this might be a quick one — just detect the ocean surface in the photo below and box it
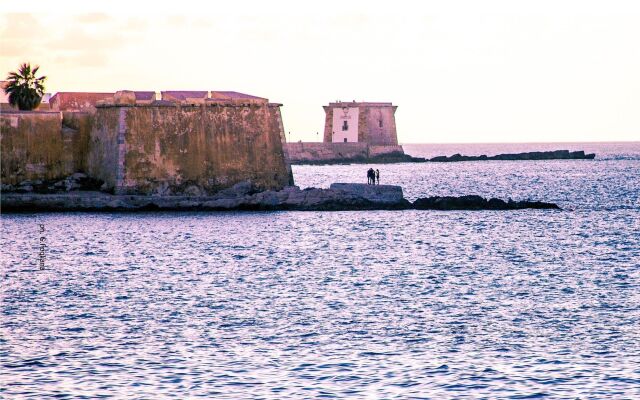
[2,142,639,399]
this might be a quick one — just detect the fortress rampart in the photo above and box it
[1,90,293,194]
[283,142,405,164]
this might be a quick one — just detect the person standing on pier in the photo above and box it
[375,169,380,185]
[367,168,374,184]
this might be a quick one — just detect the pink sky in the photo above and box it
[1,0,639,143]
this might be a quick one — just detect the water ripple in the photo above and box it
[1,143,639,398]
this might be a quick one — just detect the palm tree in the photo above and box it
[4,63,47,111]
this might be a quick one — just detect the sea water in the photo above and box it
[2,142,639,398]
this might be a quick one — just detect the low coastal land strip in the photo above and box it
[2,182,560,212]
[287,148,596,165]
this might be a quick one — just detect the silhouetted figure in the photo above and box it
[367,168,375,184]
[376,169,380,185]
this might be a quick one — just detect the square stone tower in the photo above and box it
[323,101,398,145]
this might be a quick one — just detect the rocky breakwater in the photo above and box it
[0,182,409,212]
[290,149,597,164]
[2,182,560,212]
[428,150,595,162]
[413,195,560,210]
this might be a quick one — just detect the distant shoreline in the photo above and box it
[289,149,596,165]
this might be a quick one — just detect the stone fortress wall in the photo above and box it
[1,90,293,194]
[283,142,405,164]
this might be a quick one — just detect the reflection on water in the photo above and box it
[2,143,639,398]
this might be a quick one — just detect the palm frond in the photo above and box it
[5,62,47,110]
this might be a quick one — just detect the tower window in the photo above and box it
[342,121,348,131]
[379,119,383,128]
[344,138,347,143]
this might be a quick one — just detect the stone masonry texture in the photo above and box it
[93,103,292,195]
[2,95,292,195]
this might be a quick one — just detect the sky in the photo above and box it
[1,0,639,143]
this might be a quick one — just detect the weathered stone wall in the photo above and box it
[62,112,93,172]
[50,92,114,112]
[283,142,405,163]
[322,106,333,143]
[92,103,292,195]
[86,108,120,189]
[368,145,404,157]
[285,142,369,163]
[323,102,399,146]
[1,112,67,185]
[1,111,95,186]
[362,105,398,145]
[273,106,294,184]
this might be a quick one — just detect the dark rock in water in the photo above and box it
[367,152,426,163]
[427,150,595,162]
[413,195,560,210]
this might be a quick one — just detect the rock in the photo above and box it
[216,180,255,197]
[16,185,33,193]
[202,198,243,209]
[70,172,87,180]
[0,185,560,212]
[330,183,406,204]
[286,187,373,211]
[428,150,596,162]
[487,197,508,209]
[154,182,173,196]
[177,200,201,208]
[413,195,560,210]
[1,183,15,192]
[507,199,561,209]
[65,178,81,191]
[249,190,285,208]
[183,185,203,196]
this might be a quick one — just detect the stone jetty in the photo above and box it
[1,182,560,212]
